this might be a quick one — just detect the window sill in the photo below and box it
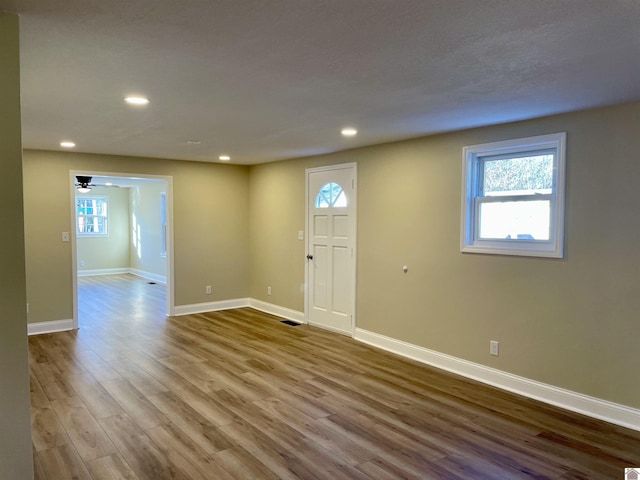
[461,243,563,259]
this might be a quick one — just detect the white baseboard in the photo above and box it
[78,268,167,284]
[129,268,167,284]
[248,299,305,324]
[28,319,74,336]
[354,328,640,432]
[77,268,129,277]
[173,298,250,316]
[172,298,305,322]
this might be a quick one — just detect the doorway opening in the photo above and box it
[70,171,175,329]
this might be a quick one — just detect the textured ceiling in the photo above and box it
[2,0,639,165]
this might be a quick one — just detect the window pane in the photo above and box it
[76,196,108,235]
[315,192,330,208]
[160,193,167,256]
[333,190,347,207]
[482,153,553,196]
[478,200,550,240]
[315,182,347,208]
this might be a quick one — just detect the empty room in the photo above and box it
[1,1,639,479]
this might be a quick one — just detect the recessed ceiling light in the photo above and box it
[219,155,231,161]
[341,127,357,137]
[124,96,150,106]
[186,140,201,145]
[60,141,76,148]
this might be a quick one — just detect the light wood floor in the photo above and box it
[30,274,640,479]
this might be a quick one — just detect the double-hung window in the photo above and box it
[461,132,566,258]
[77,195,108,236]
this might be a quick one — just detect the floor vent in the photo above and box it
[281,320,300,326]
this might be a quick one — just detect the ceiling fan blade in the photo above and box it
[76,175,92,184]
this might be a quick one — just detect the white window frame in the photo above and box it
[461,132,566,258]
[76,195,109,237]
[160,192,167,257]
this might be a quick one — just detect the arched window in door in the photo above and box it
[315,182,347,208]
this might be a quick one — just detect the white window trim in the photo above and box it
[76,195,109,237]
[460,132,566,258]
[160,192,167,257]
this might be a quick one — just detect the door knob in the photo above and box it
[306,254,314,260]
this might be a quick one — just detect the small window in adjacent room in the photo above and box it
[461,132,566,258]
[160,192,167,257]
[77,195,108,236]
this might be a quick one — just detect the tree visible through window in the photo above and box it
[478,151,554,241]
[77,196,108,236]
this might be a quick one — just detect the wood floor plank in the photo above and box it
[318,411,449,478]
[217,390,392,480]
[50,396,118,461]
[212,388,307,450]
[30,370,51,409]
[98,414,189,480]
[145,423,233,480]
[70,349,123,383]
[356,457,425,480]
[66,373,125,419]
[124,351,236,427]
[318,383,568,478]
[31,361,77,401]
[29,274,640,480]
[214,446,282,480]
[31,406,71,452]
[100,379,169,430]
[156,356,225,393]
[241,370,333,417]
[85,453,141,480]
[147,390,233,454]
[29,335,55,364]
[219,419,319,480]
[34,443,93,480]
[253,395,375,466]
[108,357,170,397]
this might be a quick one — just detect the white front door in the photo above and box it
[306,163,356,335]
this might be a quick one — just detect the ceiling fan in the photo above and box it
[75,175,94,193]
[75,175,120,193]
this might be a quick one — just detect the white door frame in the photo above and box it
[304,162,357,336]
[69,170,175,329]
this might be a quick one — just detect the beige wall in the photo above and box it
[19,99,640,411]
[249,159,311,305]
[23,150,250,323]
[0,13,34,479]
[130,181,167,279]
[249,102,640,409]
[77,186,130,271]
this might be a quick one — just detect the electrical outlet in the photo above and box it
[490,340,499,356]
[267,286,272,296]
[205,285,212,295]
